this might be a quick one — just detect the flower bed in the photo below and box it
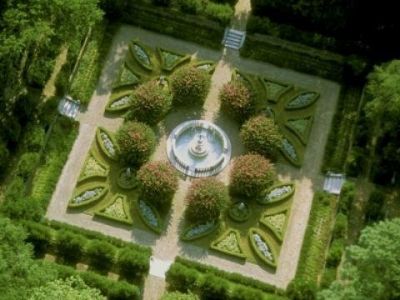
[113,64,141,88]
[210,229,246,259]
[285,91,319,110]
[117,168,138,190]
[194,61,216,74]
[280,138,301,167]
[78,151,109,183]
[130,41,152,71]
[261,78,291,103]
[96,127,119,161]
[256,183,295,205]
[180,220,219,241]
[106,94,133,113]
[69,184,108,208]
[249,228,277,268]
[228,202,251,223]
[157,48,190,72]
[95,194,133,225]
[260,211,287,242]
[137,199,162,234]
[285,116,313,145]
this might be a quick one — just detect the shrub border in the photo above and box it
[210,228,247,259]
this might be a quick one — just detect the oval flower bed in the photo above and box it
[137,199,162,234]
[106,94,133,113]
[96,127,118,161]
[180,220,219,241]
[210,229,246,259]
[95,194,133,225]
[285,91,319,110]
[249,228,277,268]
[78,151,109,183]
[260,211,287,242]
[131,41,152,71]
[257,183,295,205]
[69,184,108,208]
[280,138,301,167]
[228,202,251,223]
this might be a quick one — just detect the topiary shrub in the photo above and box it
[137,161,179,208]
[125,80,172,125]
[185,178,229,223]
[116,247,150,280]
[240,115,283,160]
[286,278,317,300]
[56,230,87,263]
[230,154,275,198]
[86,240,116,272]
[116,121,156,167]
[170,66,211,106]
[220,80,253,122]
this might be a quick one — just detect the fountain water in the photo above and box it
[166,120,231,177]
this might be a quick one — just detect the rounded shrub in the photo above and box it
[116,247,149,280]
[185,178,229,223]
[170,66,211,106]
[56,230,87,263]
[230,154,275,198]
[286,278,317,300]
[86,240,116,272]
[240,115,282,160]
[117,121,156,167]
[126,80,172,125]
[220,80,253,122]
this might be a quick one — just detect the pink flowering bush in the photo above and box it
[220,80,254,122]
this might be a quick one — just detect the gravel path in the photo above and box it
[46,15,340,297]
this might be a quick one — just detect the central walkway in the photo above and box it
[46,2,340,298]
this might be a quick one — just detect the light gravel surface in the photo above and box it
[46,16,340,297]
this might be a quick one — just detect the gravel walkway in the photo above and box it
[46,17,340,297]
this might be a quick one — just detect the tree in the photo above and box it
[126,80,172,125]
[137,161,179,208]
[29,276,105,300]
[240,115,282,160]
[185,178,229,223]
[220,80,254,122]
[230,154,275,198]
[170,66,211,106]
[116,121,156,167]
[319,218,400,300]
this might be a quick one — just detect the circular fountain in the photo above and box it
[166,120,231,177]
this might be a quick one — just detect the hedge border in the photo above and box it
[210,228,247,259]
[137,199,163,234]
[96,127,119,161]
[256,183,295,205]
[248,227,278,269]
[180,221,220,241]
[78,150,110,183]
[156,47,191,72]
[94,193,133,225]
[68,183,108,208]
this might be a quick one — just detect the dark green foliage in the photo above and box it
[170,66,211,106]
[203,2,233,25]
[137,161,179,208]
[107,280,140,300]
[177,0,205,15]
[333,213,348,239]
[230,154,275,199]
[337,181,355,215]
[230,286,266,300]
[23,124,46,152]
[116,121,156,167]
[126,80,172,125]
[152,0,171,7]
[320,267,337,289]
[185,178,230,223]
[326,239,344,268]
[166,263,200,293]
[1,195,44,222]
[24,222,54,257]
[200,274,229,300]
[56,230,87,263]
[240,115,282,160]
[0,140,10,174]
[161,292,199,300]
[16,152,40,180]
[116,247,150,280]
[220,80,254,123]
[365,189,385,224]
[86,240,116,272]
[286,278,317,300]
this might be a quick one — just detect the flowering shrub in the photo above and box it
[219,80,253,122]
[230,154,275,199]
[126,80,172,125]
[116,121,156,167]
[240,115,282,160]
[185,178,229,223]
[137,161,178,208]
[170,66,211,106]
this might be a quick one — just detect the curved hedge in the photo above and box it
[248,228,278,269]
[68,183,108,208]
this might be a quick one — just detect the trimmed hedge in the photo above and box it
[56,229,87,263]
[117,247,150,280]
